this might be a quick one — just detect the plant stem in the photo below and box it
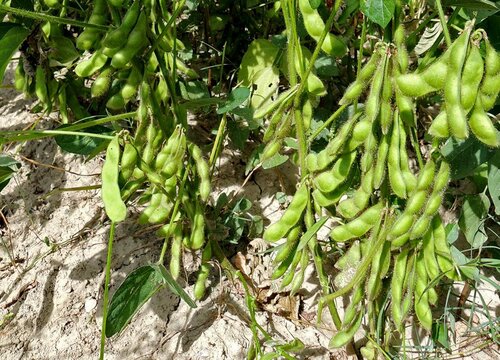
[0,4,109,31]
[100,221,116,360]
[308,104,348,143]
[435,0,452,47]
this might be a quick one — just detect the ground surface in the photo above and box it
[0,64,499,359]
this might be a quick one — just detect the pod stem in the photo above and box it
[100,221,116,360]
[435,0,452,47]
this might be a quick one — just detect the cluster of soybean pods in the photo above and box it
[263,20,499,354]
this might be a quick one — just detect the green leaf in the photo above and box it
[106,265,164,337]
[458,194,490,248]
[0,23,30,83]
[0,155,20,192]
[179,80,210,101]
[308,0,322,9]
[297,217,328,252]
[153,264,197,309]
[432,319,451,350]
[262,152,289,169]
[227,118,250,150]
[449,246,479,280]
[217,87,251,114]
[54,125,110,155]
[314,55,340,77]
[238,39,279,87]
[488,151,500,215]
[360,0,395,28]
[441,137,497,180]
[442,0,499,10]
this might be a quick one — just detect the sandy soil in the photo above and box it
[1,62,499,360]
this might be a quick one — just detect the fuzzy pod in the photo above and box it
[429,110,450,138]
[101,136,127,222]
[469,99,499,147]
[337,167,374,219]
[298,0,347,57]
[314,150,357,194]
[396,73,438,97]
[432,215,459,280]
[461,44,484,113]
[416,159,436,192]
[365,53,387,123]
[330,203,383,242]
[103,0,141,48]
[373,132,390,189]
[388,116,407,198]
[263,184,308,242]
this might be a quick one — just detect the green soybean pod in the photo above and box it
[414,252,432,331]
[360,122,378,173]
[35,66,50,110]
[274,226,300,264]
[190,203,206,250]
[337,167,374,219]
[120,142,138,180]
[330,203,383,242]
[373,132,390,189]
[138,192,162,224]
[76,0,107,50]
[311,182,349,208]
[290,250,309,295]
[421,58,449,90]
[365,52,387,123]
[480,39,500,110]
[272,247,300,280]
[428,110,450,138]
[121,65,142,101]
[325,112,362,158]
[359,47,384,82]
[388,213,414,239]
[314,150,356,194]
[91,67,114,98]
[423,227,440,282]
[342,284,363,327]
[432,215,459,280]
[280,252,301,286]
[410,215,432,240]
[469,100,499,147]
[396,73,437,97]
[388,115,407,198]
[14,59,26,91]
[111,13,148,69]
[276,184,309,228]
[298,0,347,57]
[399,119,417,193]
[194,243,212,300]
[74,50,108,78]
[445,28,471,139]
[102,136,127,222]
[461,44,484,113]
[391,248,409,328]
[380,59,394,134]
[108,0,124,7]
[416,159,436,192]
[169,225,183,280]
[329,311,364,348]
[189,143,211,201]
[103,0,141,49]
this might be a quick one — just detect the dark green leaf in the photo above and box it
[441,137,497,180]
[449,246,479,280]
[308,0,322,9]
[227,118,250,150]
[0,155,20,192]
[442,0,499,10]
[233,198,252,213]
[432,319,451,350]
[0,23,30,83]
[488,151,500,215]
[106,265,164,337]
[458,194,490,248]
[262,153,288,169]
[217,87,250,114]
[179,80,210,101]
[153,264,197,308]
[297,217,328,251]
[314,55,340,77]
[54,125,110,155]
[360,0,395,28]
